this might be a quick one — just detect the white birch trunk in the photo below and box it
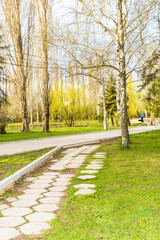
[102,82,107,130]
[117,0,129,148]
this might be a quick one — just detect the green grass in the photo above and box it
[0,125,106,143]
[41,130,160,240]
[0,148,52,180]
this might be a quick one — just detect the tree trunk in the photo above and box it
[21,79,29,132]
[0,123,6,134]
[30,107,33,125]
[111,116,114,126]
[145,109,147,119]
[128,117,131,126]
[102,82,107,130]
[41,0,50,133]
[118,0,129,148]
[116,118,119,127]
[42,74,50,133]
[37,105,39,123]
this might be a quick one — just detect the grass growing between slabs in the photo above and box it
[0,148,52,180]
[42,130,160,240]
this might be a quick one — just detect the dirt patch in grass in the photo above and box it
[101,137,119,145]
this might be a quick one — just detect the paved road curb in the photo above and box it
[0,128,153,194]
[0,125,159,195]
[0,136,115,195]
[0,146,62,194]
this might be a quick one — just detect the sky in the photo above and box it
[52,0,76,26]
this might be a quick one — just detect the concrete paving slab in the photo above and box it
[52,182,70,187]
[80,170,98,174]
[77,175,96,180]
[75,155,86,158]
[33,204,59,212]
[50,163,66,167]
[25,177,37,181]
[90,162,103,165]
[94,154,105,157]
[19,222,50,235]
[29,183,51,189]
[66,153,78,157]
[26,212,56,222]
[94,153,105,155]
[43,172,60,176]
[58,159,71,163]
[71,161,84,164]
[50,159,58,163]
[74,156,86,159]
[39,197,61,204]
[87,163,102,167]
[11,199,38,208]
[1,207,32,217]
[66,164,81,169]
[58,174,74,178]
[93,156,105,159]
[0,204,9,211]
[48,186,67,192]
[44,192,65,197]
[0,217,26,227]
[55,178,71,182]
[33,179,54,184]
[91,160,104,163]
[17,193,43,200]
[82,150,94,154]
[6,197,17,203]
[74,184,95,189]
[75,189,96,195]
[86,165,102,170]
[23,188,47,194]
[0,228,20,240]
[94,153,105,156]
[95,152,106,154]
[37,175,56,180]
[49,166,65,170]
[73,158,86,161]
[61,156,73,160]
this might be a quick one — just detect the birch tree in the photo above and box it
[71,0,159,148]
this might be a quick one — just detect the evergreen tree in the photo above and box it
[105,75,117,126]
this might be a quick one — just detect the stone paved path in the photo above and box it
[0,144,102,240]
[0,126,159,156]
[74,152,105,195]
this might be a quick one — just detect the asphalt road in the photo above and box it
[0,126,159,156]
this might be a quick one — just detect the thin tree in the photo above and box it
[1,0,34,132]
[35,0,50,132]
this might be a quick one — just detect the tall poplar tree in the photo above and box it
[36,0,50,132]
[2,0,34,132]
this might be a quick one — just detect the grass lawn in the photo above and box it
[0,125,106,143]
[41,130,160,240]
[0,148,51,180]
